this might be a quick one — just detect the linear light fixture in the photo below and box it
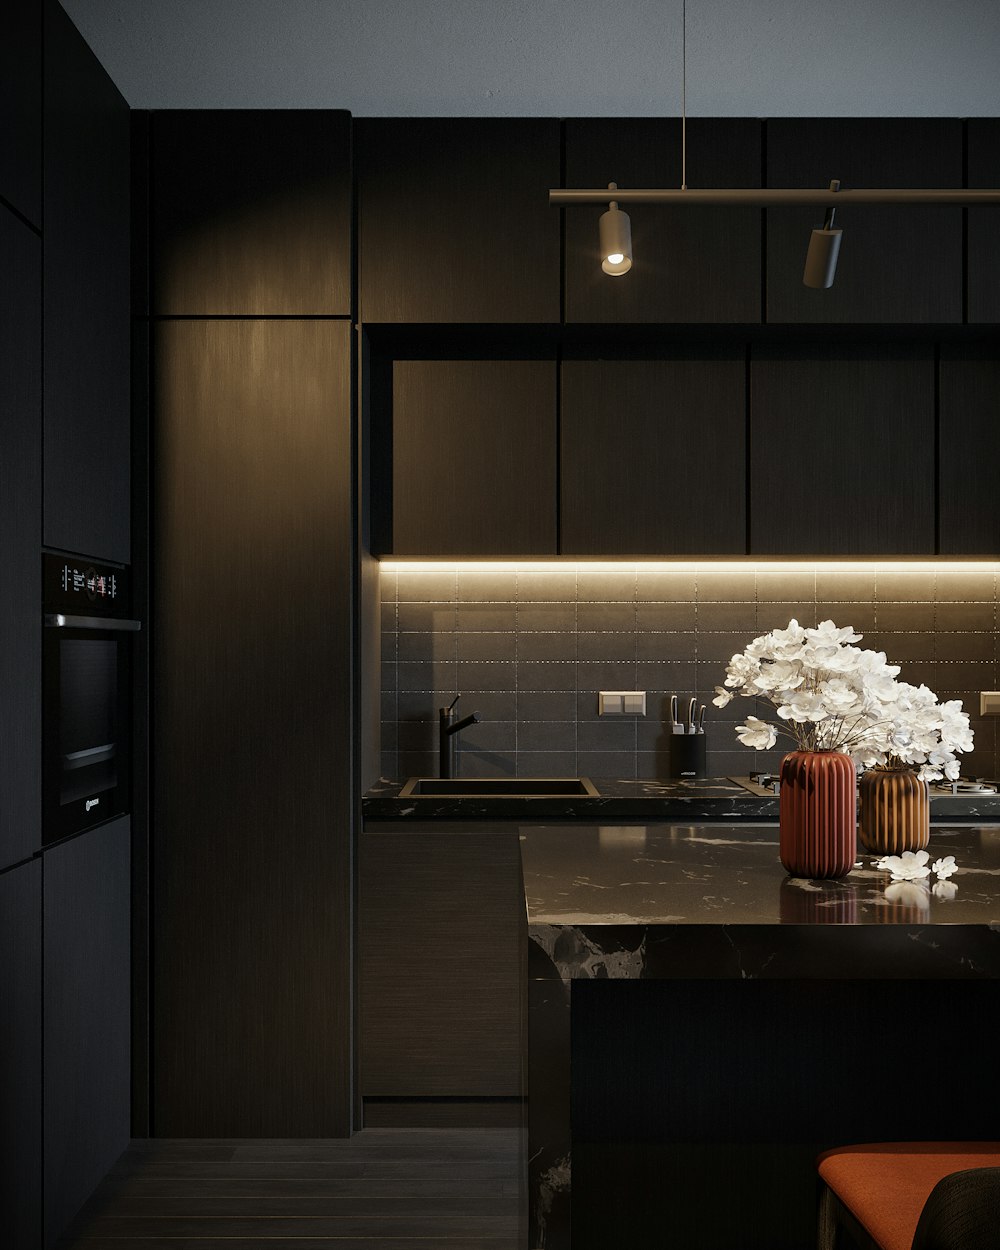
[552,0,1000,285]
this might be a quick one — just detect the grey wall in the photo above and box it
[379,564,999,782]
[61,0,1000,116]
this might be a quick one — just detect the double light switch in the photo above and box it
[599,690,647,716]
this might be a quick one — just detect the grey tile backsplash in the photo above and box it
[379,565,999,782]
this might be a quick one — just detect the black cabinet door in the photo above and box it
[0,859,41,1250]
[152,319,353,1136]
[389,360,557,555]
[357,119,560,323]
[43,817,130,1249]
[939,347,1000,554]
[967,120,1000,324]
[151,110,352,316]
[766,119,963,324]
[0,211,41,872]
[0,0,41,226]
[749,346,935,555]
[565,119,762,324]
[360,832,521,1104]
[561,356,746,555]
[43,0,130,563]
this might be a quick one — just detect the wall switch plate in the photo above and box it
[599,690,647,716]
[980,692,1000,716]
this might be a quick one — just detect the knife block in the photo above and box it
[667,733,707,779]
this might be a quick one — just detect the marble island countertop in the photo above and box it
[520,822,1000,927]
[363,775,1000,822]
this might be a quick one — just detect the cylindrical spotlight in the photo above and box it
[600,183,632,276]
[803,179,842,289]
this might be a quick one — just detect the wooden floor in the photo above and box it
[58,1128,522,1249]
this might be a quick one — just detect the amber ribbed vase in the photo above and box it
[779,750,857,879]
[858,767,930,855]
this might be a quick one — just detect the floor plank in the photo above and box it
[59,1129,522,1249]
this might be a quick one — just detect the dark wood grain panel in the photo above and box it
[565,119,762,324]
[749,346,935,555]
[968,120,1000,324]
[360,833,522,1099]
[0,0,41,226]
[391,360,557,555]
[561,356,746,554]
[44,818,131,1248]
[43,0,130,563]
[357,119,560,323]
[0,859,41,1250]
[0,210,41,871]
[766,119,962,324]
[152,319,353,1136]
[151,110,351,315]
[939,346,1000,554]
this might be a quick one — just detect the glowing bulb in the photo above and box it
[607,252,624,265]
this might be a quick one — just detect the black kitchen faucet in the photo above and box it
[439,695,480,778]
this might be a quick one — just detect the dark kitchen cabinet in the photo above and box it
[561,356,746,554]
[766,119,963,324]
[152,318,353,1136]
[43,0,130,563]
[44,817,130,1249]
[564,119,762,324]
[150,110,352,315]
[360,831,522,1118]
[357,118,560,323]
[0,859,42,1250]
[939,347,1000,554]
[967,120,1000,324]
[389,359,557,555]
[749,346,935,555]
[0,211,41,872]
[0,0,42,226]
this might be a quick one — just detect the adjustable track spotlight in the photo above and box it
[803,179,843,289]
[600,183,632,276]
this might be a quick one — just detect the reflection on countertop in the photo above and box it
[520,822,1000,926]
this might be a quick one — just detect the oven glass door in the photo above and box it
[44,627,130,840]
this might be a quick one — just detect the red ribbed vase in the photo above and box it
[779,750,857,879]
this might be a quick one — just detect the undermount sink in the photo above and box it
[399,777,600,798]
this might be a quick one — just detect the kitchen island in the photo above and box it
[521,823,1000,1250]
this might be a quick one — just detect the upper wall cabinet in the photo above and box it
[564,119,762,324]
[967,120,1000,324]
[749,346,935,555]
[357,119,560,323]
[0,212,41,872]
[1,0,42,226]
[939,348,1000,554]
[43,0,130,563]
[766,119,963,324]
[151,110,352,316]
[389,360,557,555]
[561,355,746,554]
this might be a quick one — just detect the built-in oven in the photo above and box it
[43,553,141,842]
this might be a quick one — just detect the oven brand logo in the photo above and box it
[85,797,100,812]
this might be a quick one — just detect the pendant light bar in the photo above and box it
[550,187,1000,206]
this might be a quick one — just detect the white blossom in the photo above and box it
[876,850,931,881]
[932,856,958,880]
[735,716,778,750]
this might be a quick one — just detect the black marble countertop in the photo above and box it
[363,775,1000,823]
[520,823,1000,926]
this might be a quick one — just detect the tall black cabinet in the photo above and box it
[147,111,355,1136]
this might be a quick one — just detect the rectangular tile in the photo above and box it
[455,604,518,631]
[397,602,457,632]
[516,661,579,691]
[516,571,577,601]
[516,604,577,631]
[517,632,575,662]
[456,660,517,691]
[577,631,637,662]
[517,691,578,720]
[578,750,636,779]
[457,632,517,662]
[397,570,458,602]
[517,721,577,752]
[815,569,876,601]
[457,570,518,601]
[636,603,696,631]
[636,570,697,601]
[518,751,578,778]
[636,632,697,661]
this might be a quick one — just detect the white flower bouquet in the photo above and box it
[713,618,973,781]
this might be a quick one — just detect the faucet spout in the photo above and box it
[438,696,480,779]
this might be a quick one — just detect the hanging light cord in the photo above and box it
[681,0,687,191]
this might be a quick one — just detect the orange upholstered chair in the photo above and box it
[817,1142,1000,1250]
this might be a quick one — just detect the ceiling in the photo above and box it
[61,0,1000,116]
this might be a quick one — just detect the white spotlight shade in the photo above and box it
[599,204,632,275]
[803,226,842,289]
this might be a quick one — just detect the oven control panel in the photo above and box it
[43,553,129,616]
